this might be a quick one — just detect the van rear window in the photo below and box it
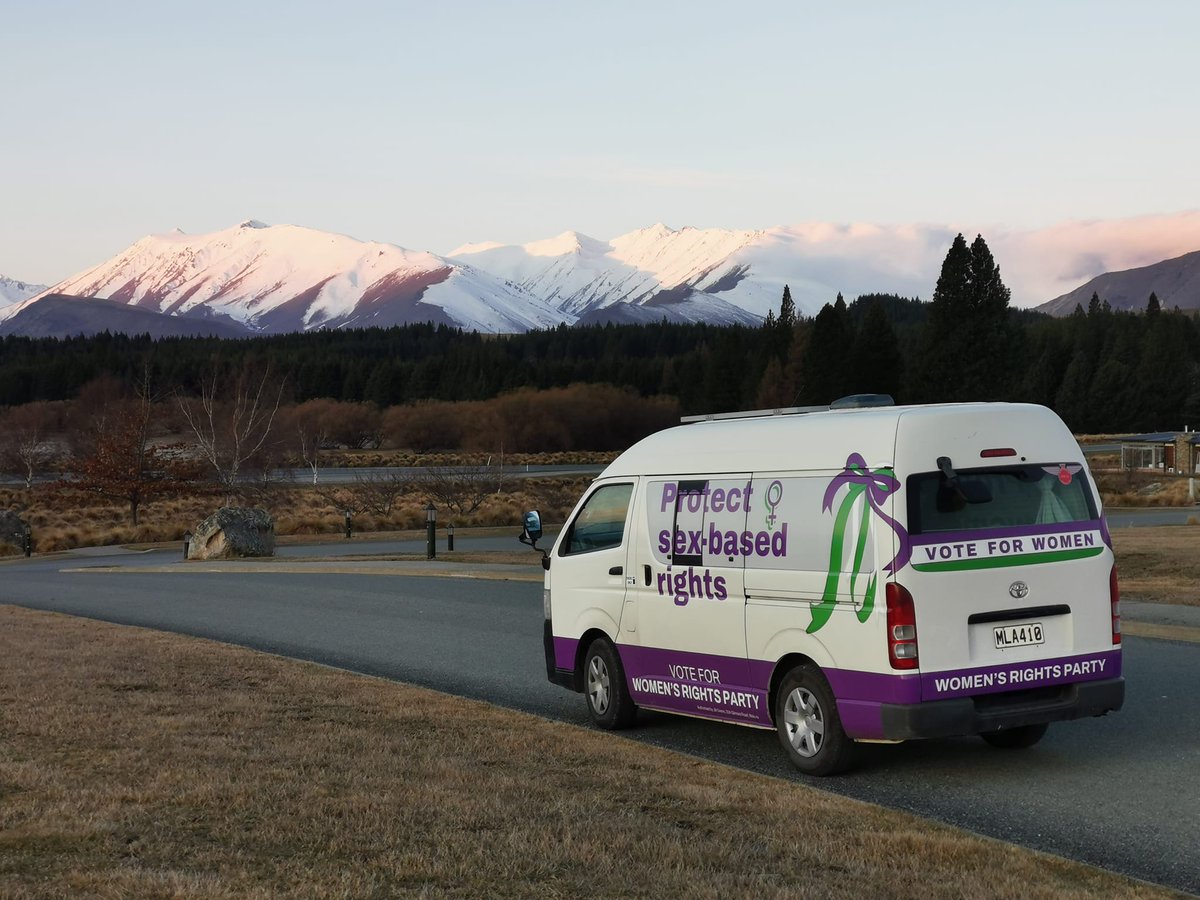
[906,464,1098,536]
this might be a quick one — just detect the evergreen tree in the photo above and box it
[798,300,853,404]
[763,285,797,365]
[847,299,903,399]
[1055,350,1094,433]
[1146,292,1161,316]
[911,233,1017,401]
[779,285,796,329]
[754,357,789,408]
[1087,291,1102,317]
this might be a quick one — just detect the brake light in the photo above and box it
[886,582,919,669]
[1110,565,1121,645]
[980,448,1017,458]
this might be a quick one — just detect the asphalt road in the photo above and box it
[1105,507,1200,527]
[2,553,1197,894]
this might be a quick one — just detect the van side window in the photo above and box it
[561,483,634,555]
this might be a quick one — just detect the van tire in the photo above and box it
[583,638,637,730]
[979,723,1048,749]
[775,665,854,775]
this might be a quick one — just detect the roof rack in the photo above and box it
[680,405,828,424]
[680,394,895,424]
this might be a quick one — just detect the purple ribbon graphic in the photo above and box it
[822,452,912,575]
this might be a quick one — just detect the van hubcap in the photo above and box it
[783,687,825,757]
[587,656,611,714]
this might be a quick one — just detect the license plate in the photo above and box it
[994,622,1044,649]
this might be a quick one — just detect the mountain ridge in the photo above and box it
[7,213,1200,337]
[1,221,568,336]
[1037,250,1200,315]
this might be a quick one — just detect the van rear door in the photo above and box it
[892,407,1118,702]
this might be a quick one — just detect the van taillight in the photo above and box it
[886,582,919,670]
[1110,565,1121,645]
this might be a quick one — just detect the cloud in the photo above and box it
[989,210,1200,305]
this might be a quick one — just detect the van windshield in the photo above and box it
[906,464,1098,536]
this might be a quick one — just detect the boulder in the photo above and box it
[188,507,275,560]
[0,510,28,551]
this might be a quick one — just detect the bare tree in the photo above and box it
[178,366,284,503]
[0,403,56,489]
[313,483,367,520]
[64,381,188,525]
[314,471,415,519]
[353,471,414,516]
[422,463,497,516]
[279,403,330,485]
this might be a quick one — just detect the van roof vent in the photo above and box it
[829,393,895,410]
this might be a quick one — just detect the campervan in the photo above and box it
[520,400,1123,774]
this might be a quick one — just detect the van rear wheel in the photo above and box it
[980,723,1048,749]
[583,638,637,730]
[775,665,854,776]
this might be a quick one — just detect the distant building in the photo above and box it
[1118,432,1199,473]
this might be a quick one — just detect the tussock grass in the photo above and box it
[1112,526,1200,606]
[0,607,1173,899]
[324,449,618,468]
[0,478,589,553]
[1093,470,1196,507]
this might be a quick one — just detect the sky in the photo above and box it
[3,0,1199,288]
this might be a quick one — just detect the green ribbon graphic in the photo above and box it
[807,454,910,635]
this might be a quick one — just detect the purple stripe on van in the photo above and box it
[836,700,886,739]
[909,520,1105,545]
[553,636,579,671]
[551,636,1120,739]
[621,645,768,727]
[920,649,1121,701]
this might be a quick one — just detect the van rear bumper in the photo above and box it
[877,677,1125,741]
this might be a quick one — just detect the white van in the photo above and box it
[520,400,1124,774]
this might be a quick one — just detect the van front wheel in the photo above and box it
[979,723,1048,749]
[583,638,637,730]
[775,665,854,776]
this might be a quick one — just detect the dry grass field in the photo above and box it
[0,477,590,555]
[0,607,1175,899]
[1111,526,1200,606]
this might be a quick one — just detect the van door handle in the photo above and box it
[643,565,651,585]
[609,566,623,576]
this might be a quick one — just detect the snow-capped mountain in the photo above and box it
[451,223,951,321]
[0,275,47,307]
[10,211,1200,337]
[1,221,568,335]
[453,212,1200,320]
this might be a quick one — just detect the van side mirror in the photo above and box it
[519,510,550,568]
[520,510,543,545]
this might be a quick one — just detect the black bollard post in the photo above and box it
[344,511,352,540]
[447,523,455,552]
[183,530,192,560]
[425,502,436,560]
[23,524,31,558]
